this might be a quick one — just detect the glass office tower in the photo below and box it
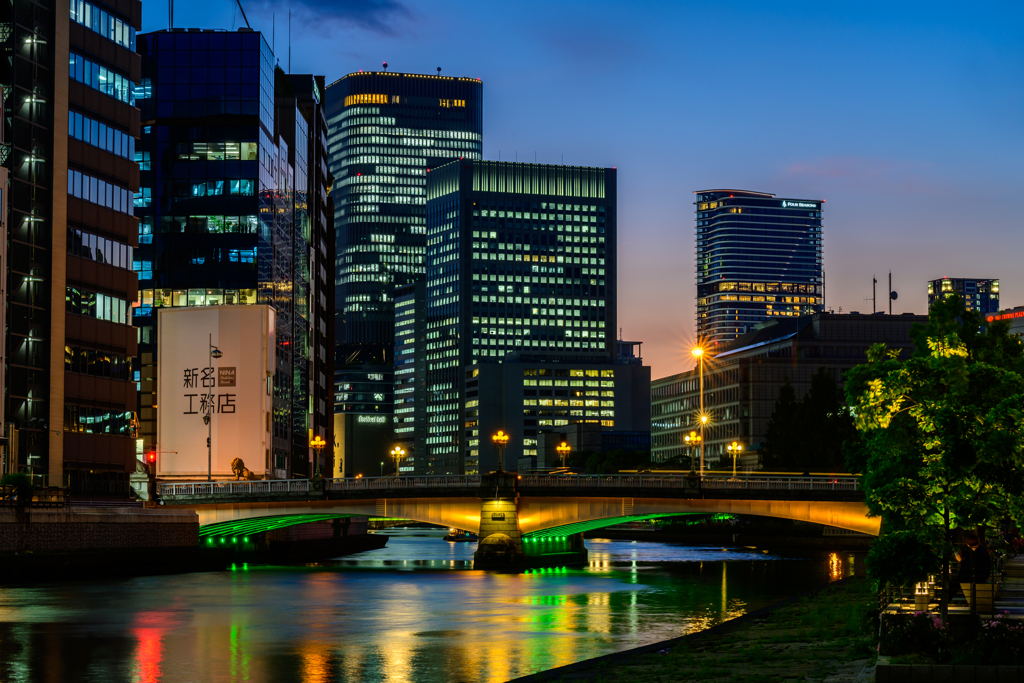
[927,277,999,314]
[325,72,483,352]
[418,161,619,473]
[325,71,482,474]
[134,29,334,477]
[695,189,824,347]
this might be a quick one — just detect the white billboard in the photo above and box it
[156,305,275,480]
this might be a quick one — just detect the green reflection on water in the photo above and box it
[0,540,857,683]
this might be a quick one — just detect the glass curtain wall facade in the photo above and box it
[135,29,331,477]
[927,277,999,314]
[3,0,142,491]
[325,72,483,352]
[695,190,823,348]
[420,161,617,474]
[325,72,482,475]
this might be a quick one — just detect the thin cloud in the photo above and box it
[251,0,411,36]
[780,155,954,197]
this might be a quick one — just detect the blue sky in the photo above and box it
[148,0,1024,377]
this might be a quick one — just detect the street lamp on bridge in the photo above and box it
[684,431,701,474]
[727,441,743,478]
[390,446,406,477]
[310,435,327,477]
[492,430,510,473]
[556,441,571,468]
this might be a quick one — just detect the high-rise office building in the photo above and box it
[0,92,9,475]
[325,71,482,473]
[134,29,334,478]
[399,161,649,474]
[2,0,141,490]
[927,277,999,314]
[695,189,824,347]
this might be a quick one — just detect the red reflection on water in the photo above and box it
[132,611,172,683]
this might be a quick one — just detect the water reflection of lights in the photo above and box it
[132,611,170,683]
[829,552,842,581]
[0,538,855,683]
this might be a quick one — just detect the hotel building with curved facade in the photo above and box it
[695,189,824,347]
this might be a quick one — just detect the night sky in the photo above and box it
[147,0,1024,377]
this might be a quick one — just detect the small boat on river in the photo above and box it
[444,528,478,542]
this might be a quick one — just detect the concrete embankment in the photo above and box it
[0,506,225,580]
[0,509,391,580]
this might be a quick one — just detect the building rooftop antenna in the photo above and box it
[233,0,251,29]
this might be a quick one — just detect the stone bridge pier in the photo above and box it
[473,473,589,568]
[473,473,525,567]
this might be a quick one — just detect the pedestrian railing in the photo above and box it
[324,475,482,492]
[157,473,858,498]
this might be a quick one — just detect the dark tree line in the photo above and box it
[760,367,857,473]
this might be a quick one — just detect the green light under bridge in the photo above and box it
[200,514,358,540]
[523,513,698,540]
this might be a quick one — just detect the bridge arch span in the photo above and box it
[518,497,879,536]
[183,495,877,538]
[192,498,484,533]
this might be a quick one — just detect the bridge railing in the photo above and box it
[157,473,858,497]
[324,476,482,491]
[158,479,311,497]
[519,474,859,491]
[700,476,859,491]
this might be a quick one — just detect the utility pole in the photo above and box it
[872,276,877,314]
[889,271,893,315]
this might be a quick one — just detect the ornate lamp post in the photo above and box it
[492,430,509,473]
[310,435,327,477]
[684,430,701,474]
[556,441,571,468]
[727,441,743,478]
[390,446,406,477]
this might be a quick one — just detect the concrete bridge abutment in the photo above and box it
[473,473,525,568]
[472,473,590,568]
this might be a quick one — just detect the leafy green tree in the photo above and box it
[845,295,1024,616]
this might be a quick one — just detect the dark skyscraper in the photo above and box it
[134,29,334,478]
[3,0,141,489]
[695,189,824,347]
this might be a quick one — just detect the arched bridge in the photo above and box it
[157,473,877,546]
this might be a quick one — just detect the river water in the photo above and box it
[0,530,856,682]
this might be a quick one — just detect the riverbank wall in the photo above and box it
[0,506,198,553]
[0,507,226,580]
